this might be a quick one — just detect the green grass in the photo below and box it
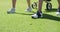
[0,0,60,32]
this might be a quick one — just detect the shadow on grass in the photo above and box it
[15,11,35,15]
[15,12,33,15]
[15,9,60,21]
[42,14,60,21]
[15,11,60,21]
[45,8,57,12]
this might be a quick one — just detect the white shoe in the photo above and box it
[26,7,32,12]
[31,12,43,19]
[32,14,38,18]
[7,8,15,13]
[56,8,60,16]
[56,12,60,16]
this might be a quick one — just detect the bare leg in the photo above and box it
[12,0,16,8]
[56,0,60,15]
[58,0,60,8]
[27,0,30,7]
[38,0,43,12]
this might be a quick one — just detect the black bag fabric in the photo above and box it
[46,0,51,1]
